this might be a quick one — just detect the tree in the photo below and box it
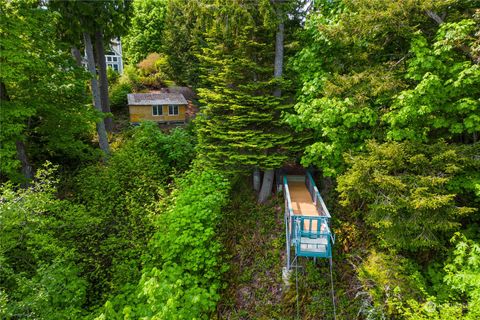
[337,140,478,252]
[258,0,289,203]
[0,0,97,181]
[84,31,111,154]
[196,0,303,202]
[93,1,131,133]
[161,0,206,86]
[385,18,480,143]
[286,0,473,176]
[49,1,131,136]
[123,0,168,65]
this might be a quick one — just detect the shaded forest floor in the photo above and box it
[217,179,362,319]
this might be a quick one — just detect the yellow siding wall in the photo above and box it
[129,105,187,123]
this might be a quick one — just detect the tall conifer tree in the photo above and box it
[196,0,297,200]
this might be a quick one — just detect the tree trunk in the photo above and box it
[258,4,285,203]
[16,140,33,180]
[84,32,110,156]
[258,169,274,203]
[95,30,113,132]
[1,82,33,180]
[273,5,284,98]
[253,167,261,192]
[71,46,83,67]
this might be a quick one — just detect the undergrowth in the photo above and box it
[217,177,363,319]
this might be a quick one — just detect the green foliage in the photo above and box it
[0,0,97,181]
[287,0,432,175]
[107,68,120,85]
[161,0,205,86]
[392,234,480,319]
[94,166,230,319]
[49,0,131,41]
[218,179,287,318]
[136,53,172,88]
[109,81,133,110]
[356,250,426,318]
[73,123,195,304]
[123,0,167,64]
[337,140,478,252]
[288,0,479,176]
[138,169,229,318]
[120,64,144,91]
[1,124,196,317]
[442,234,480,318]
[0,163,91,319]
[386,19,480,141]
[196,0,300,171]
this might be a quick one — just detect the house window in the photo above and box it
[112,57,118,62]
[169,105,179,115]
[152,105,163,116]
[112,64,119,71]
[107,56,112,62]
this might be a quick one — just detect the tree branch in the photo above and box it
[426,10,444,25]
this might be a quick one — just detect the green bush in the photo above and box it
[392,234,480,320]
[337,140,479,252]
[107,67,120,85]
[109,81,133,110]
[357,250,426,318]
[73,123,195,305]
[0,164,91,319]
[94,166,230,319]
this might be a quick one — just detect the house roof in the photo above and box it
[127,92,188,106]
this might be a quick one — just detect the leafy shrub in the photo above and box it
[137,53,173,88]
[0,163,91,319]
[109,81,132,110]
[337,140,479,252]
[121,65,144,91]
[94,166,230,319]
[107,67,120,85]
[137,53,161,75]
[357,250,426,319]
[73,123,195,304]
[394,234,480,320]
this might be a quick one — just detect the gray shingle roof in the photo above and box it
[127,92,188,105]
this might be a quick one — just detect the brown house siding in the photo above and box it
[129,105,187,123]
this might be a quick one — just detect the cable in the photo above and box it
[295,256,300,320]
[329,257,337,320]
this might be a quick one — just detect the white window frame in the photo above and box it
[152,105,163,116]
[168,105,179,116]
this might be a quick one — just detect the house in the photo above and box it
[127,92,189,124]
[82,38,124,74]
[105,38,123,74]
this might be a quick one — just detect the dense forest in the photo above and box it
[1,0,479,319]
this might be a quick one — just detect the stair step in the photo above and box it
[299,236,328,253]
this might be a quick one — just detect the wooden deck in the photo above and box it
[288,180,318,216]
[287,176,320,230]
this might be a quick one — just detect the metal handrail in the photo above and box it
[306,171,331,218]
[283,176,294,217]
[283,176,294,270]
